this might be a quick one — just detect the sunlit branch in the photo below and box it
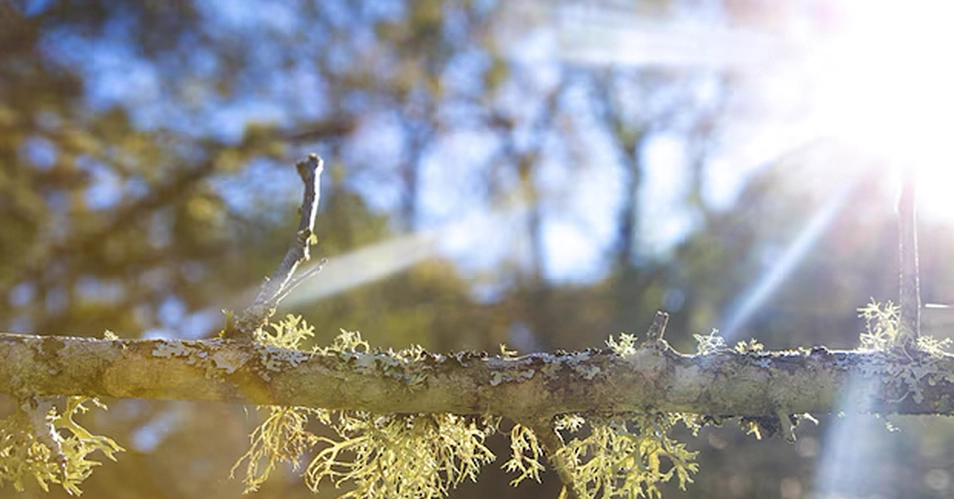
[3,332,954,417]
[224,155,324,340]
[898,166,921,345]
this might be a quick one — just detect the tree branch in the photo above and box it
[224,154,324,340]
[3,332,954,418]
[898,165,921,347]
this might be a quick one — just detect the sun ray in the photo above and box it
[721,177,857,340]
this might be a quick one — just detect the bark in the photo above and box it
[2,332,953,420]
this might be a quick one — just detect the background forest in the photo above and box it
[3,0,954,497]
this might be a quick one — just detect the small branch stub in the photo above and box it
[645,311,669,342]
[223,154,324,340]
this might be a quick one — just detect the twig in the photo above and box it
[23,396,68,477]
[897,165,920,348]
[224,154,324,340]
[274,258,327,304]
[529,418,582,499]
[645,310,669,342]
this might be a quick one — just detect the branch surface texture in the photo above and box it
[2,332,953,420]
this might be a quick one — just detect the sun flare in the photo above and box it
[806,0,954,220]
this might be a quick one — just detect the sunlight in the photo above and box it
[550,2,954,221]
[806,0,954,220]
[529,4,954,497]
[280,206,525,308]
[721,180,856,340]
[802,3,954,496]
[281,230,441,308]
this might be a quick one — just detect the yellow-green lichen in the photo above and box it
[856,301,954,405]
[606,333,639,358]
[234,407,498,498]
[0,397,124,495]
[555,412,699,499]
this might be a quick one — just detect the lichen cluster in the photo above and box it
[856,300,954,406]
[230,317,702,498]
[0,397,123,494]
[555,413,700,499]
[234,317,499,496]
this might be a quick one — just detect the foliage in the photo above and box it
[0,397,123,495]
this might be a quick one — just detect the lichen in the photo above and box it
[0,397,124,494]
[490,368,535,387]
[502,423,545,486]
[555,412,699,499]
[234,407,498,498]
[252,344,311,381]
[606,333,638,358]
[693,330,727,355]
[563,351,602,380]
[312,328,434,389]
[855,300,954,406]
[152,339,247,379]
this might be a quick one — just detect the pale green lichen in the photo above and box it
[313,328,432,389]
[250,315,316,381]
[856,300,953,405]
[734,339,764,354]
[236,322,505,497]
[856,300,951,354]
[255,314,315,349]
[693,330,727,355]
[233,406,499,497]
[305,412,497,498]
[606,333,638,358]
[502,423,545,486]
[231,405,327,493]
[0,397,124,495]
[499,344,519,357]
[555,413,699,499]
[233,325,704,498]
[858,300,902,351]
